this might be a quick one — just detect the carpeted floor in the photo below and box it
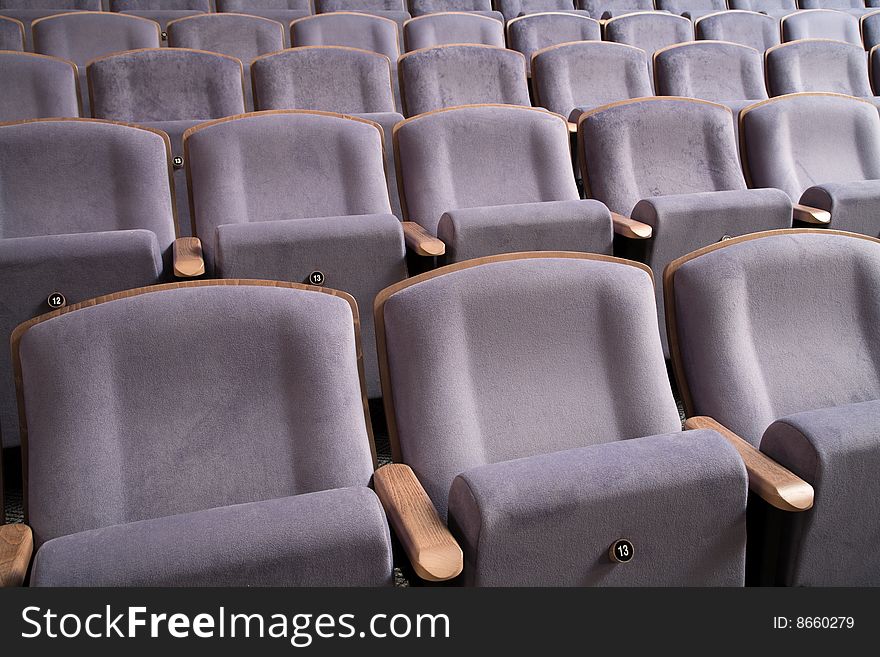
[1,368,687,588]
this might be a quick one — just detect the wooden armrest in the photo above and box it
[684,416,814,512]
[611,212,653,239]
[1,524,33,587]
[402,222,445,257]
[792,204,831,225]
[173,237,205,278]
[373,463,463,582]
[567,121,577,133]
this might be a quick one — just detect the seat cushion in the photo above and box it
[448,429,748,586]
[31,487,394,586]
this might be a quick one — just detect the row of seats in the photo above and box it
[2,229,878,586]
[0,95,877,450]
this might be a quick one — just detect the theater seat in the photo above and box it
[497,0,584,22]
[576,0,654,19]
[315,0,410,48]
[655,0,726,20]
[403,12,504,52]
[8,280,393,586]
[727,0,796,18]
[88,48,246,237]
[578,97,793,353]
[394,104,613,261]
[111,0,210,35]
[251,46,405,221]
[531,41,651,122]
[33,12,160,117]
[654,41,768,129]
[409,0,503,21]
[665,229,880,585]
[0,118,187,456]
[506,12,601,76]
[217,0,311,33]
[740,92,880,237]
[694,10,780,51]
[781,8,863,44]
[604,11,693,82]
[167,13,285,110]
[0,15,23,50]
[373,252,748,586]
[0,52,79,120]
[0,0,100,50]
[184,110,409,397]
[765,40,875,100]
[798,0,875,17]
[399,44,530,116]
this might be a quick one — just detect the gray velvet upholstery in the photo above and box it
[216,0,309,28]
[0,119,177,448]
[532,41,651,120]
[741,93,880,235]
[381,256,685,518]
[291,12,400,64]
[782,8,863,43]
[496,0,577,22]
[112,0,210,30]
[119,9,206,32]
[694,10,780,51]
[604,11,694,79]
[799,0,873,14]
[32,487,393,587]
[403,12,504,51]
[18,282,393,585]
[0,9,87,51]
[450,428,747,585]
[88,48,246,121]
[252,47,395,113]
[760,400,880,586]
[766,40,872,96]
[437,199,613,262]
[576,0,653,19]
[872,43,880,90]
[409,0,492,16]
[318,0,406,10]
[33,12,160,117]
[184,111,406,395]
[654,41,768,104]
[728,0,796,15]
[864,11,880,50]
[656,0,725,16]
[508,12,601,75]
[580,98,793,351]
[669,230,880,446]
[0,15,23,50]
[167,13,284,109]
[0,52,79,121]
[399,44,529,116]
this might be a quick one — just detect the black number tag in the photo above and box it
[609,539,634,563]
[47,292,67,310]
[172,156,184,170]
[308,271,325,286]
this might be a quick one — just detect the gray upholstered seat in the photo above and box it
[15,280,393,586]
[217,0,311,27]
[88,48,246,237]
[864,10,880,50]
[665,229,880,585]
[251,46,404,219]
[532,41,651,121]
[694,10,781,51]
[497,0,583,22]
[394,104,613,261]
[183,110,406,397]
[409,0,501,20]
[398,44,530,116]
[765,39,873,97]
[578,97,793,352]
[111,0,210,33]
[575,0,654,19]
[314,0,411,47]
[507,12,601,76]
[798,0,875,17]
[728,0,796,15]
[0,52,79,120]
[0,0,100,50]
[740,93,880,236]
[403,11,504,51]
[654,41,768,125]
[0,119,178,451]
[32,12,160,117]
[604,11,694,81]
[655,0,726,20]
[376,252,748,585]
[0,15,23,50]
[781,8,863,43]
[167,13,285,111]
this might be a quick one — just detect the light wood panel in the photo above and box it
[0,524,32,588]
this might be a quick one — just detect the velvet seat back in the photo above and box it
[654,41,768,102]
